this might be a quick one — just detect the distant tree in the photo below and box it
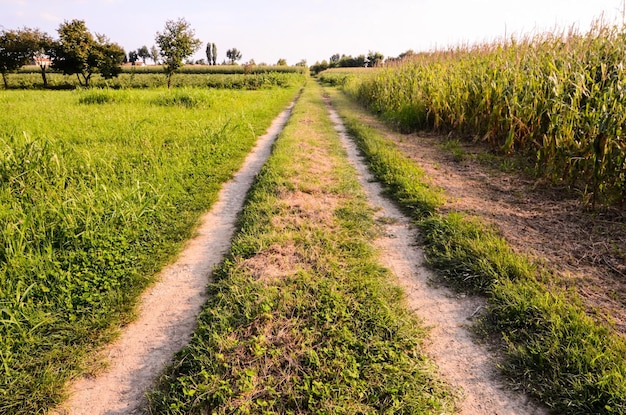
[205,42,212,65]
[397,49,415,60]
[226,48,242,64]
[0,30,26,88]
[295,59,307,67]
[367,50,384,67]
[276,58,287,66]
[137,45,150,64]
[128,50,138,64]
[310,60,329,75]
[195,58,206,65]
[35,39,56,88]
[95,34,125,79]
[329,53,340,66]
[155,18,202,88]
[211,43,217,65]
[0,27,55,88]
[150,45,159,64]
[51,20,124,87]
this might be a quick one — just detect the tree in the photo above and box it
[0,27,54,88]
[128,50,138,64]
[137,45,150,64]
[52,19,124,87]
[310,60,329,75]
[226,48,242,65]
[367,50,384,67]
[211,43,217,65]
[276,58,287,66]
[0,29,27,88]
[206,42,212,65]
[155,18,202,88]
[397,49,415,60]
[95,34,125,79]
[150,45,159,64]
[295,59,307,67]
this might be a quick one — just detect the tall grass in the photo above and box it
[0,86,300,414]
[348,21,626,206]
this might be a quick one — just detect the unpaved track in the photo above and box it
[51,102,295,415]
[327,104,549,415]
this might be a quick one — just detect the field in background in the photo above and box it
[0,85,302,414]
[8,66,305,90]
[335,22,626,207]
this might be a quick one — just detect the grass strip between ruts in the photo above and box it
[148,81,456,414]
[327,86,626,415]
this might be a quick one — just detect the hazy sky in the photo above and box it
[1,0,623,65]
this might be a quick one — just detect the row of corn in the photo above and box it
[347,22,626,206]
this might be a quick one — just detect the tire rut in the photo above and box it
[326,102,549,415]
[50,101,296,415]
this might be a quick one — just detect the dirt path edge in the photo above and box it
[50,100,296,415]
[327,102,549,415]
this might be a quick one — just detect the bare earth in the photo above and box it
[388,130,626,333]
[50,102,294,415]
[328,105,549,415]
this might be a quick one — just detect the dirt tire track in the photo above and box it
[50,101,296,415]
[327,103,549,415]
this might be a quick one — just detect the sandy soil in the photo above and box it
[328,105,549,415]
[50,102,295,415]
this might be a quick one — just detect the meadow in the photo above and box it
[0,84,302,413]
[341,22,626,207]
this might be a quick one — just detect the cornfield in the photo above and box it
[347,22,626,206]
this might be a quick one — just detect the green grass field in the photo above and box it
[0,85,301,414]
[6,68,305,90]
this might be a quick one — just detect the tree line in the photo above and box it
[0,18,254,89]
[310,51,385,75]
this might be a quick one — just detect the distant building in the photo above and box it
[123,61,146,67]
[32,57,52,67]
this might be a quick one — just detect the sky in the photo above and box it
[1,0,624,65]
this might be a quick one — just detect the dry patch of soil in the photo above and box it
[399,133,626,332]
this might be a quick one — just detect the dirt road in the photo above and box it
[52,87,549,414]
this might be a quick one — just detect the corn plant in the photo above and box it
[347,21,626,206]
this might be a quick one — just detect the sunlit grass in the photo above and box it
[0,86,300,414]
[148,81,456,414]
